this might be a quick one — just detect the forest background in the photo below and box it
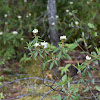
[0,0,100,100]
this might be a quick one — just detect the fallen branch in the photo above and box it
[0,76,54,88]
[40,85,59,100]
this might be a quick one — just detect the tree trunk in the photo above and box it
[47,0,59,47]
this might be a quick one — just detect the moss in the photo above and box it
[18,84,58,100]
[18,96,52,100]
[25,59,42,76]
[23,59,44,84]
[23,59,53,85]
[18,59,58,100]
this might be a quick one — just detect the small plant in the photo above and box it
[28,28,100,99]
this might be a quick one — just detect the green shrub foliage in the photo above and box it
[0,0,100,64]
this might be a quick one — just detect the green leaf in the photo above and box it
[84,87,89,92]
[70,22,74,27]
[76,38,83,43]
[42,62,46,70]
[82,68,87,75]
[95,86,100,91]
[34,51,38,59]
[75,96,80,100]
[72,10,77,13]
[71,95,76,98]
[78,79,81,84]
[58,67,64,75]
[89,65,96,71]
[39,53,43,58]
[0,92,4,99]
[20,54,30,63]
[49,62,54,70]
[57,51,62,60]
[87,45,92,49]
[65,64,71,71]
[69,12,72,16]
[0,82,2,85]
[54,60,58,66]
[52,95,61,100]
[70,43,78,50]
[92,79,95,84]
[66,54,71,59]
[62,48,66,54]
[95,47,100,55]
[82,32,85,37]
[88,23,95,29]
[47,43,56,49]
[62,75,67,82]
[63,96,69,100]
[57,81,63,86]
[29,88,33,93]
[92,51,97,56]
[59,64,70,75]
[0,77,2,81]
[53,47,60,53]
[84,79,89,82]
[88,72,92,78]
[74,88,78,93]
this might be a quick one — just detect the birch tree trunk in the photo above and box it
[47,0,59,47]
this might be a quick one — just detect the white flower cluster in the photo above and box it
[29,13,31,16]
[86,55,91,60]
[70,2,73,5]
[26,15,29,18]
[24,0,27,3]
[12,31,18,35]
[26,13,31,18]
[34,42,39,47]
[5,22,8,25]
[32,29,38,34]
[18,15,22,19]
[41,41,48,48]
[33,29,47,48]
[66,9,69,13]
[21,38,24,41]
[87,1,90,5]
[60,36,67,40]
[75,21,79,25]
[56,15,59,19]
[0,32,3,35]
[52,22,55,26]
[4,14,7,18]
[34,41,48,48]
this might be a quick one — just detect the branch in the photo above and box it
[0,76,54,88]
[40,85,59,100]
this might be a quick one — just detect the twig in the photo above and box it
[37,56,58,89]
[80,96,99,100]
[87,83,99,100]
[0,76,54,88]
[40,85,59,100]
